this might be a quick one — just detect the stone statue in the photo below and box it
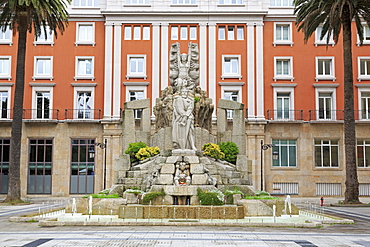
[174,161,191,186]
[172,88,197,150]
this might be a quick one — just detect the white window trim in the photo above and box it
[126,54,147,80]
[221,55,242,80]
[72,0,99,8]
[189,26,197,40]
[171,26,178,40]
[124,0,151,5]
[357,86,370,121]
[274,56,294,81]
[124,26,132,40]
[31,86,54,119]
[126,85,147,103]
[237,26,244,40]
[273,86,295,120]
[270,0,293,7]
[75,22,96,46]
[218,26,225,40]
[315,87,337,120]
[273,22,294,47]
[180,26,187,40]
[33,26,54,46]
[0,84,12,119]
[221,85,242,103]
[74,56,95,81]
[358,57,370,81]
[170,0,197,6]
[143,26,150,40]
[134,26,141,40]
[314,140,340,168]
[0,56,12,80]
[73,85,95,120]
[315,26,335,47]
[0,28,13,46]
[33,56,53,81]
[356,24,370,46]
[315,56,336,81]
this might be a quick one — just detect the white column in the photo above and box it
[161,23,169,90]
[256,23,265,120]
[152,23,161,110]
[103,24,113,119]
[247,23,255,119]
[208,23,216,117]
[112,24,122,118]
[199,23,207,91]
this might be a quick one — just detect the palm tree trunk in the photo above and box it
[4,14,28,203]
[342,5,360,204]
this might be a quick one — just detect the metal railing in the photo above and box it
[64,109,101,120]
[23,109,59,120]
[309,109,344,121]
[0,109,13,120]
[267,109,303,121]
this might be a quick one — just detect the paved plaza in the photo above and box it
[0,197,370,247]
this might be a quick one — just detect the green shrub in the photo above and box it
[255,190,270,196]
[135,146,160,161]
[197,188,224,205]
[218,142,239,164]
[142,189,165,204]
[83,193,120,198]
[202,143,225,160]
[223,187,244,204]
[125,142,148,163]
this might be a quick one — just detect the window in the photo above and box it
[318,92,333,120]
[70,139,95,194]
[315,26,334,46]
[360,92,370,120]
[129,91,145,119]
[76,23,95,46]
[228,26,234,40]
[274,57,293,80]
[0,139,10,194]
[316,57,335,81]
[0,91,9,119]
[28,139,53,194]
[172,0,196,4]
[237,26,244,40]
[143,26,150,40]
[33,57,53,80]
[218,27,225,40]
[272,140,296,167]
[224,91,239,119]
[77,92,92,119]
[222,55,241,79]
[0,27,12,44]
[134,26,141,40]
[357,140,370,167]
[270,0,293,6]
[315,140,339,167]
[276,93,291,119]
[127,55,146,79]
[190,26,197,40]
[34,26,54,45]
[219,0,243,4]
[180,27,187,40]
[125,26,132,40]
[274,23,292,46]
[125,0,150,4]
[73,0,99,7]
[171,26,178,40]
[358,57,370,80]
[365,26,370,41]
[0,56,11,79]
[75,57,94,80]
[35,92,51,119]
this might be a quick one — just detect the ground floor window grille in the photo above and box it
[359,183,370,196]
[316,183,341,196]
[272,182,298,194]
[0,139,10,194]
[70,139,95,194]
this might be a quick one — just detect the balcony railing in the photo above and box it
[65,109,101,120]
[23,109,59,120]
[355,110,370,121]
[309,109,344,121]
[267,109,303,121]
[0,109,13,120]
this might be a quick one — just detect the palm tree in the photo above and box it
[294,0,370,204]
[0,0,70,203]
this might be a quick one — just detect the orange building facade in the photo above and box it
[0,0,370,197]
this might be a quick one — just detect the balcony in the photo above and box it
[309,110,344,121]
[23,109,59,122]
[0,109,13,122]
[267,109,303,121]
[64,109,101,122]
